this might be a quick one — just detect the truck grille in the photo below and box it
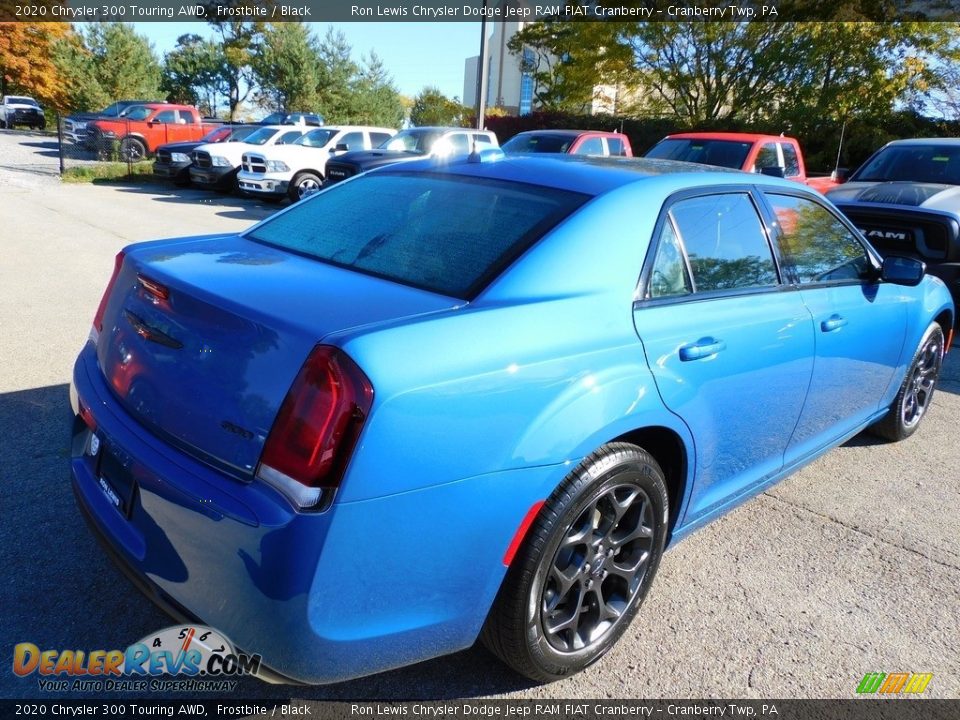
[195,151,212,169]
[156,149,172,164]
[242,153,266,173]
[840,207,954,261]
[325,164,354,184]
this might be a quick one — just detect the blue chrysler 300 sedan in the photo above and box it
[70,155,953,684]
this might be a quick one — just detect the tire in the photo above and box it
[289,171,322,201]
[481,442,669,682]
[119,137,147,163]
[870,321,945,441]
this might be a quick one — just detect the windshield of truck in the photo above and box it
[503,133,579,154]
[294,129,337,148]
[247,173,588,299]
[853,144,960,185]
[8,97,38,106]
[381,129,445,154]
[646,138,752,170]
[243,127,281,145]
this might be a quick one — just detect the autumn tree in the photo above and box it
[0,22,71,111]
[411,87,466,127]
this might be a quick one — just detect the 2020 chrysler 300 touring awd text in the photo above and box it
[70,154,953,684]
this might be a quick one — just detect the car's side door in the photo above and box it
[634,189,816,523]
[759,191,907,464]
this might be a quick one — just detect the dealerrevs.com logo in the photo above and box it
[13,625,263,692]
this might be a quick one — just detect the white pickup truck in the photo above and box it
[189,124,309,192]
[0,95,45,130]
[237,125,396,202]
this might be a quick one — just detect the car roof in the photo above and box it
[513,129,623,137]
[665,132,796,143]
[883,138,960,147]
[376,154,801,197]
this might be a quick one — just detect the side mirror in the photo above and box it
[334,143,349,152]
[759,166,786,178]
[881,256,925,286]
[831,167,850,183]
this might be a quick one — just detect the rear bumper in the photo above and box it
[69,343,526,684]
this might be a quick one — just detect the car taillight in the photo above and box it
[90,251,125,345]
[257,345,374,510]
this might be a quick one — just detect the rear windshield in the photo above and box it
[247,173,588,298]
[646,138,752,170]
[853,144,960,185]
[503,133,578,154]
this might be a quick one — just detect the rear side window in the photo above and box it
[765,194,870,283]
[247,174,588,298]
[754,143,780,172]
[649,219,692,299]
[781,143,800,177]
[670,194,778,292]
[573,137,605,156]
[608,137,625,157]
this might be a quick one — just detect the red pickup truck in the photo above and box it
[87,103,223,162]
[645,132,841,193]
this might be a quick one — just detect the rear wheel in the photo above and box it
[289,171,322,201]
[481,442,668,682]
[870,321,944,441]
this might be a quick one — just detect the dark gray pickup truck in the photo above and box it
[828,138,960,314]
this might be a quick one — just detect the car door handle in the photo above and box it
[679,338,726,361]
[821,314,848,332]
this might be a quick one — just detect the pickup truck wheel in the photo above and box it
[119,137,147,163]
[289,172,322,201]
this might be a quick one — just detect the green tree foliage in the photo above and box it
[311,33,404,128]
[410,86,466,127]
[207,18,265,119]
[162,34,229,116]
[253,23,322,112]
[510,16,960,132]
[78,23,162,105]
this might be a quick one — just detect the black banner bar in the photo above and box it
[2,0,959,23]
[2,700,959,720]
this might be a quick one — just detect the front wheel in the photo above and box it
[481,442,669,682]
[119,137,146,162]
[870,321,944,441]
[289,171,322,201]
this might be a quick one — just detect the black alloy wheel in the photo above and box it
[871,321,945,441]
[482,442,669,682]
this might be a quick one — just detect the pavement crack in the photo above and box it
[760,492,960,572]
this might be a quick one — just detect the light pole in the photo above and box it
[474,0,489,130]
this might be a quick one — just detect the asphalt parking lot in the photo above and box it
[1,131,958,702]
